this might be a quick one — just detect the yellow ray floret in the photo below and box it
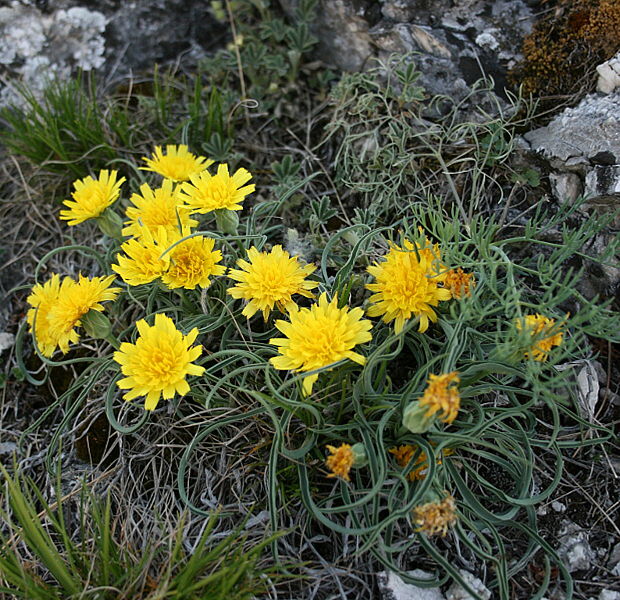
[140,145,213,182]
[26,274,63,357]
[59,170,125,226]
[161,232,226,290]
[227,245,318,320]
[112,227,172,286]
[269,293,372,396]
[33,275,121,356]
[123,179,198,238]
[178,163,255,214]
[419,371,461,424]
[366,238,451,334]
[113,313,205,411]
[516,313,564,361]
[325,444,354,482]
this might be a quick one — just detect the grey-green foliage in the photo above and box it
[323,54,537,228]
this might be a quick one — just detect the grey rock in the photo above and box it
[281,0,534,105]
[549,172,582,204]
[600,592,620,600]
[557,521,595,573]
[585,166,620,198]
[0,0,220,107]
[378,570,445,600]
[597,52,620,94]
[608,542,620,576]
[279,0,374,71]
[445,570,491,600]
[524,93,620,166]
[0,332,15,353]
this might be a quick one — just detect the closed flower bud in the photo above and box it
[96,209,124,240]
[215,208,239,235]
[402,400,435,434]
[81,310,113,340]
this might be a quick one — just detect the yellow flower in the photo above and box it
[516,314,564,361]
[122,179,198,238]
[45,275,120,354]
[113,313,205,411]
[389,444,452,481]
[419,372,461,424]
[112,227,171,286]
[178,163,255,214]
[59,170,125,226]
[366,238,451,334]
[161,232,226,290]
[444,268,475,299]
[269,293,372,396]
[413,493,457,537]
[227,245,318,320]
[140,145,213,182]
[325,444,355,482]
[26,274,62,357]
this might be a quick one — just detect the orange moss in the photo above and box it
[511,0,620,97]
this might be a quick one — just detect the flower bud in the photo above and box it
[402,400,435,434]
[215,209,239,235]
[350,442,368,468]
[81,310,113,340]
[96,209,124,241]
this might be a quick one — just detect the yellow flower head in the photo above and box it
[389,444,452,481]
[444,268,475,299]
[326,444,354,482]
[366,238,451,334]
[419,372,461,424]
[112,227,171,286]
[227,245,318,320]
[45,275,120,354]
[161,232,226,290]
[141,145,213,182]
[59,170,125,226]
[269,293,373,396]
[178,163,255,214]
[114,313,205,411]
[516,314,564,361]
[413,493,457,537]
[123,179,198,238]
[26,274,62,357]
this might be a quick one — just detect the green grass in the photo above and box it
[0,466,285,599]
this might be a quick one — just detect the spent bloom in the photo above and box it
[269,293,373,396]
[112,227,172,286]
[325,444,354,482]
[419,372,461,425]
[26,274,62,357]
[389,444,451,481]
[444,268,475,299]
[46,275,120,354]
[59,170,125,226]
[141,145,213,182]
[227,245,318,320]
[123,179,198,238]
[114,313,205,411]
[413,493,457,537]
[178,163,255,214]
[516,314,564,361]
[161,231,226,290]
[366,238,451,334]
